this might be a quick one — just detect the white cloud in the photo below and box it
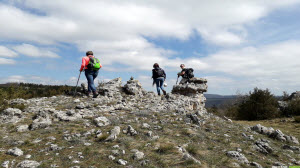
[0,46,18,57]
[13,44,60,58]
[1,1,300,94]
[1,0,299,64]
[0,57,16,64]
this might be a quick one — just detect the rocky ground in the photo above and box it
[0,78,299,168]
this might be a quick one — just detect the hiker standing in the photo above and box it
[152,63,167,96]
[177,64,194,84]
[80,51,102,98]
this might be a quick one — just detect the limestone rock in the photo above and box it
[17,125,29,132]
[2,108,22,116]
[98,78,123,97]
[1,161,9,168]
[226,151,249,164]
[254,140,273,154]
[16,160,40,168]
[105,126,120,141]
[117,159,127,165]
[172,78,208,95]
[123,79,145,95]
[94,117,110,127]
[6,147,24,156]
[126,125,138,136]
[132,150,144,160]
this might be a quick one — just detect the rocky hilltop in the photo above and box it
[0,78,299,168]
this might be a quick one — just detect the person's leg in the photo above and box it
[155,79,160,95]
[158,78,166,95]
[85,70,93,96]
[159,78,167,95]
[92,70,99,98]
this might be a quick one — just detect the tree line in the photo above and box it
[0,83,75,112]
[207,87,300,121]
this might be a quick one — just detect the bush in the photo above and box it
[287,99,300,116]
[236,88,279,120]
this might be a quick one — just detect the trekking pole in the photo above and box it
[73,71,82,97]
[176,75,179,85]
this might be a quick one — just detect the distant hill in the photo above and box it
[204,94,237,107]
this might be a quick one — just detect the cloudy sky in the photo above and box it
[1,0,300,95]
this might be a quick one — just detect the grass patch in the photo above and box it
[156,142,176,154]
[294,116,300,123]
[186,144,198,156]
[96,133,109,142]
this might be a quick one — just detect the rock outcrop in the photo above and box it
[1,77,300,167]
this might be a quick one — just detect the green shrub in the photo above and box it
[287,99,300,116]
[236,88,279,120]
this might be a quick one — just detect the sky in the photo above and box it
[0,0,300,95]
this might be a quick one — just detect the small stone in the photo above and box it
[133,151,144,160]
[226,151,249,164]
[84,143,92,146]
[7,147,24,157]
[146,131,152,137]
[142,123,150,129]
[152,135,159,140]
[16,160,40,168]
[72,160,80,164]
[108,155,115,160]
[112,150,119,156]
[25,155,31,159]
[93,117,110,127]
[73,99,80,103]
[76,102,85,109]
[250,162,263,168]
[1,161,9,168]
[127,125,137,136]
[112,145,119,149]
[117,159,127,165]
[17,125,29,132]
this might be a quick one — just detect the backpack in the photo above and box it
[153,68,165,79]
[184,68,194,79]
[156,68,165,77]
[87,57,101,71]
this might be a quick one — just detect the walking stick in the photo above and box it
[73,71,82,97]
[176,75,179,85]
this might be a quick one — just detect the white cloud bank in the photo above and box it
[0,46,18,57]
[0,0,300,94]
[13,44,60,58]
[0,57,16,64]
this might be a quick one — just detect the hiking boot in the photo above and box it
[93,92,99,98]
[158,93,161,96]
[162,90,167,95]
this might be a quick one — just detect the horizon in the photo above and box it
[1,0,300,95]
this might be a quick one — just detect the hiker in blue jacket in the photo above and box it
[152,63,167,95]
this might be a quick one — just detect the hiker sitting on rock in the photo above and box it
[177,64,194,84]
[80,51,102,98]
[152,63,167,96]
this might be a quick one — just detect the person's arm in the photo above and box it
[163,70,166,80]
[152,69,155,79]
[177,70,185,76]
[80,57,86,71]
